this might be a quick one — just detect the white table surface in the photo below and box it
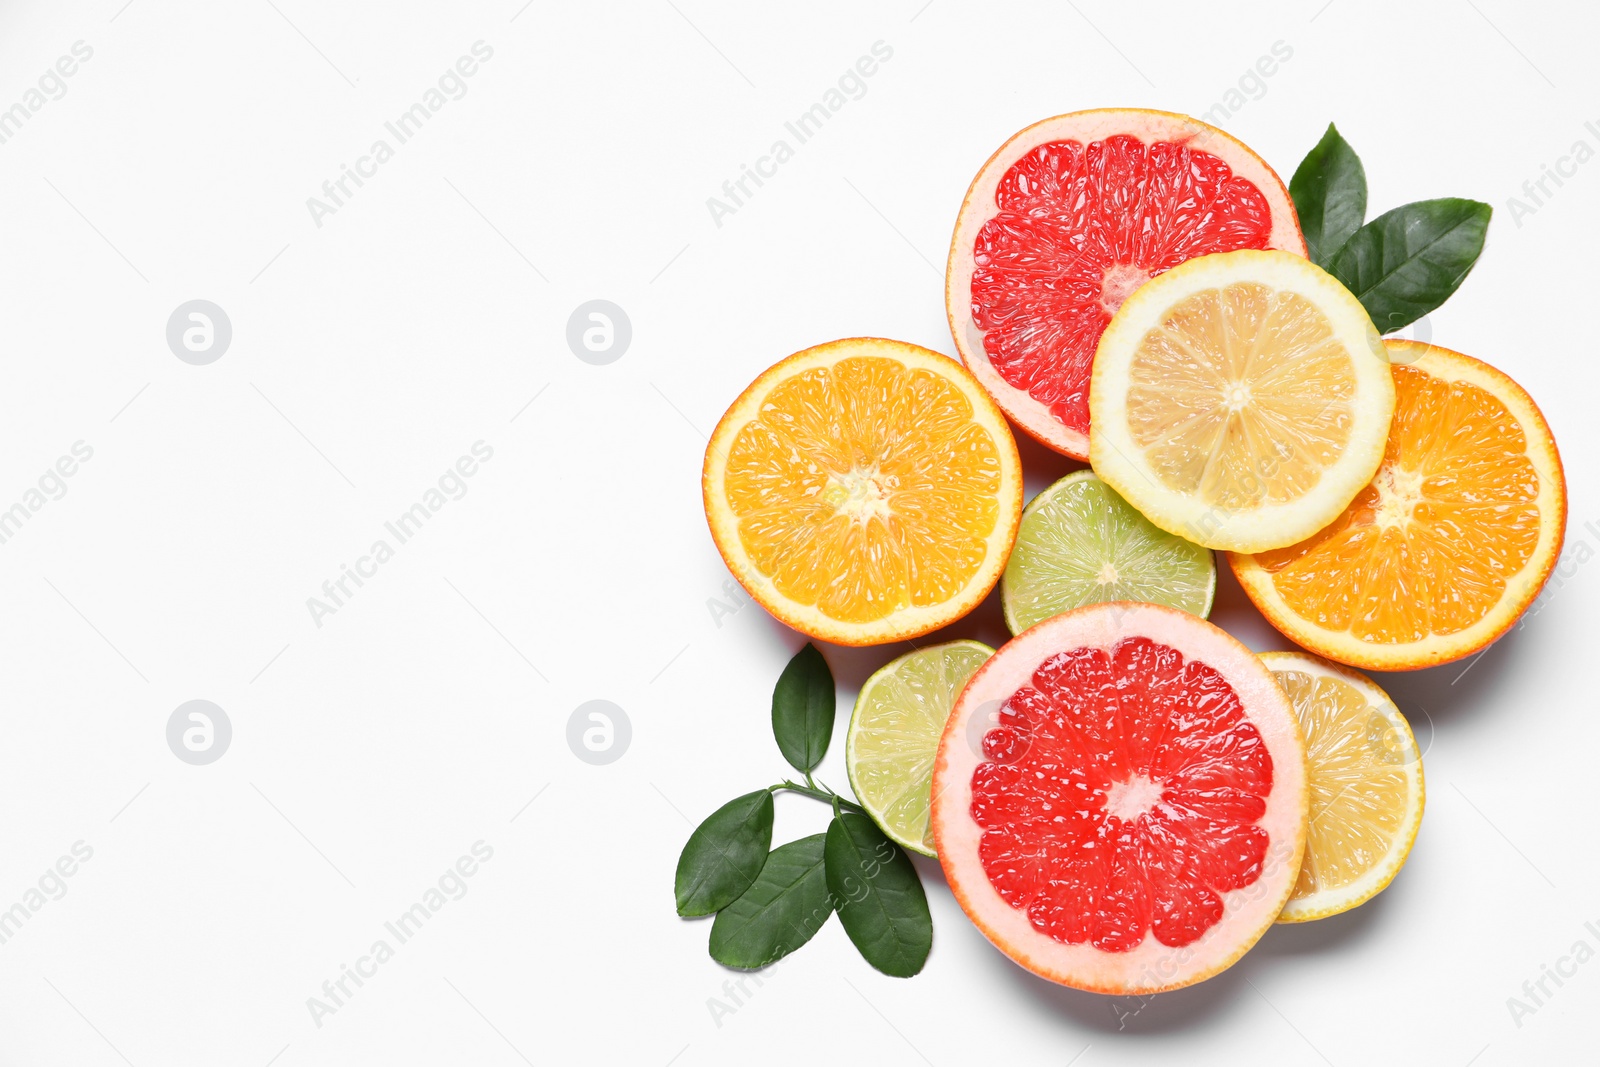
[0,1,1594,1064]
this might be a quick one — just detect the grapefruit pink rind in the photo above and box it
[931,602,1308,994]
[946,108,1307,460]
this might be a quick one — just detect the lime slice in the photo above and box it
[1001,470,1215,635]
[846,640,993,857]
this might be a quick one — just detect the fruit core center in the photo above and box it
[1104,773,1164,821]
[825,468,893,523]
[1095,562,1119,585]
[1100,263,1151,315]
[1373,464,1425,528]
[1223,382,1252,411]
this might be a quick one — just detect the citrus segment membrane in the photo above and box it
[704,339,1023,646]
[971,138,1277,438]
[931,603,1307,993]
[1231,342,1566,669]
[1091,249,1394,553]
[1253,365,1534,638]
[948,110,1306,459]
[847,641,993,857]
[971,637,1273,951]
[1261,652,1424,922]
[1001,471,1214,634]
[725,356,1001,623]
[1127,284,1355,509]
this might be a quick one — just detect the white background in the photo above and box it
[0,1,1594,1064]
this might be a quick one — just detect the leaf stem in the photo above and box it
[772,780,864,814]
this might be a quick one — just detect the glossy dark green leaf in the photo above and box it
[771,643,835,774]
[708,834,832,969]
[1328,198,1491,333]
[1291,123,1368,266]
[825,813,932,977]
[674,790,775,917]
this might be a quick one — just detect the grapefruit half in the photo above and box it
[931,602,1307,993]
[947,109,1306,460]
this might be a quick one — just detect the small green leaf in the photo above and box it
[1291,123,1368,266]
[674,790,775,917]
[709,834,832,969]
[825,813,932,977]
[771,644,835,774]
[1328,198,1491,333]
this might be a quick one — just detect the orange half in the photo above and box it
[1230,341,1566,670]
[703,338,1023,646]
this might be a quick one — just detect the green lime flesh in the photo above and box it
[1001,470,1215,635]
[846,640,993,857]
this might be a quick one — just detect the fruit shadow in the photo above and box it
[1207,551,1301,654]
[1368,623,1531,744]
[806,581,1016,697]
[967,887,1397,1036]
[1013,426,1089,500]
[1211,545,1532,749]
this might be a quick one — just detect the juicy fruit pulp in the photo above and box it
[970,136,1277,438]
[1126,283,1355,510]
[1002,471,1214,634]
[972,637,1273,951]
[848,641,993,856]
[1091,249,1395,554]
[705,339,1023,645]
[1231,342,1566,669]
[1255,364,1533,638]
[726,358,998,621]
[1264,653,1423,922]
[932,603,1306,993]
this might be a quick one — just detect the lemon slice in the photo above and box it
[1090,249,1394,553]
[1260,651,1424,922]
[847,640,993,856]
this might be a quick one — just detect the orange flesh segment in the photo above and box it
[1253,365,1541,641]
[724,356,1003,624]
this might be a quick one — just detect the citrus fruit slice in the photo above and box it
[1260,651,1424,923]
[1090,248,1394,554]
[931,602,1307,993]
[1001,470,1215,635]
[1231,341,1566,670]
[847,640,994,857]
[703,338,1024,646]
[947,109,1306,460]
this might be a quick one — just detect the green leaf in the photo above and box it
[771,643,835,774]
[1291,123,1368,266]
[674,790,775,917]
[1328,198,1491,333]
[825,812,932,977]
[708,834,833,969]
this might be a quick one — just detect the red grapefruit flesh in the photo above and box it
[946,109,1307,459]
[931,602,1307,993]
